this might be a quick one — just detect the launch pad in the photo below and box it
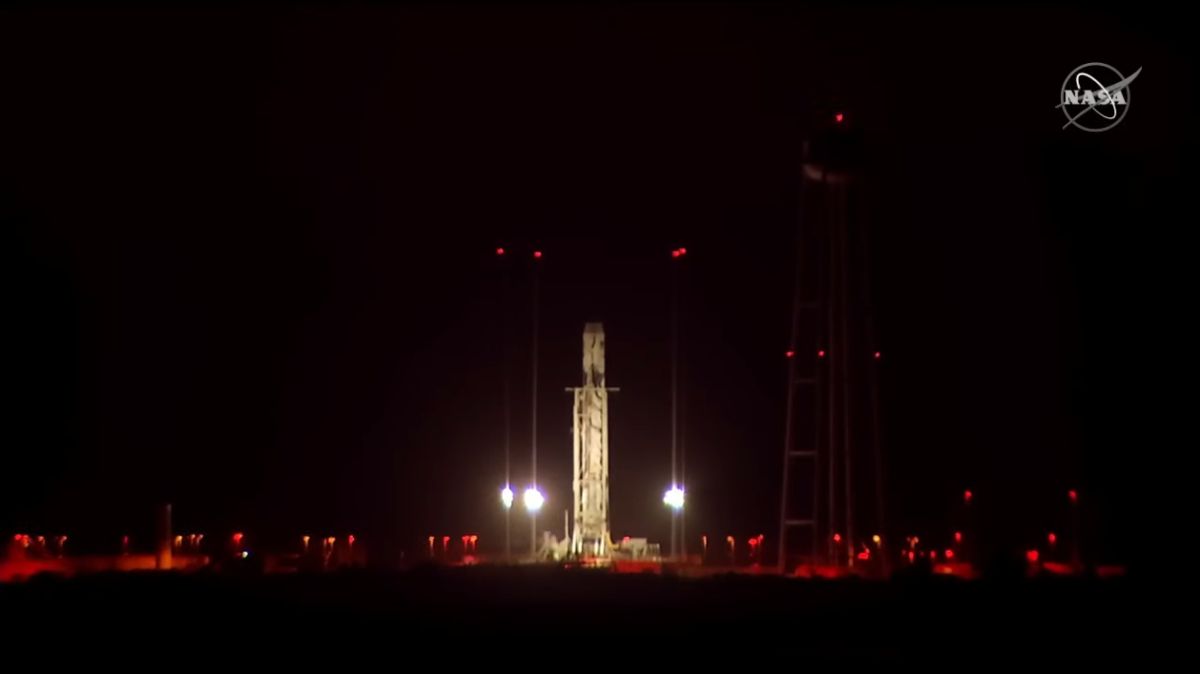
[529,322,660,564]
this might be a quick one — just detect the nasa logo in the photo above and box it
[1058,62,1141,132]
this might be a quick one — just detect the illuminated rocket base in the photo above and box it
[569,323,616,559]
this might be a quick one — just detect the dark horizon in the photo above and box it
[3,4,1189,567]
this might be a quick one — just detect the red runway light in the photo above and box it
[232,532,244,545]
[496,247,505,256]
[954,531,963,544]
[834,112,844,124]
[1047,532,1057,545]
[672,250,681,258]
[832,533,842,544]
[1026,550,1040,563]
[944,549,955,560]
[533,250,543,259]
[963,489,973,504]
[678,247,687,255]
[817,349,826,359]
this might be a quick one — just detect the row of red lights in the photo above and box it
[786,349,880,359]
[698,533,765,544]
[495,248,542,258]
[12,532,370,554]
[10,534,68,548]
[962,488,1080,505]
[837,486,1079,562]
[427,535,479,549]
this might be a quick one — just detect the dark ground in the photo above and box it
[2,567,1156,664]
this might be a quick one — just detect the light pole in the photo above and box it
[524,485,544,558]
[529,249,542,557]
[496,245,513,562]
[664,485,685,552]
[668,246,688,560]
[501,485,514,561]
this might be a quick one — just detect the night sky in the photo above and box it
[2,4,1190,565]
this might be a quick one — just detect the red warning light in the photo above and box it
[954,531,963,544]
[672,250,681,258]
[678,248,687,256]
[873,351,881,360]
[963,489,973,504]
[232,532,244,546]
[1068,489,1078,503]
[785,350,795,359]
[944,549,955,560]
[1047,532,1057,546]
[834,112,845,124]
[832,533,842,544]
[1026,549,1040,563]
[817,350,826,359]
[496,247,505,256]
[533,250,543,259]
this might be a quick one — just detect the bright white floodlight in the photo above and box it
[523,487,544,513]
[663,485,685,511]
[500,486,514,509]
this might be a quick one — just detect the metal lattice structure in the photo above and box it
[778,117,886,573]
[569,323,619,559]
